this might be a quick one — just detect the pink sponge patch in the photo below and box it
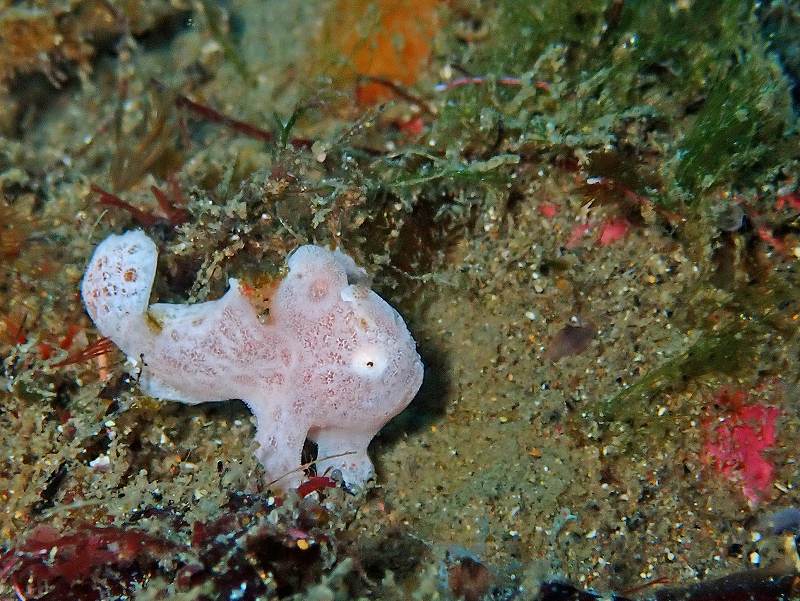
[597,218,630,246]
[702,389,780,505]
[565,223,592,248]
[538,202,559,219]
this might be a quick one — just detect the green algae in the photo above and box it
[198,0,252,85]
[674,52,793,195]
[432,0,798,216]
[596,320,763,424]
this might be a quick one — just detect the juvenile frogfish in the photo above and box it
[81,230,424,491]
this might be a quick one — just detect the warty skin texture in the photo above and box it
[81,230,424,491]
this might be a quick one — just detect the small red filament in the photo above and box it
[54,336,115,367]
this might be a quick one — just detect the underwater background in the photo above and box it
[1,0,799,599]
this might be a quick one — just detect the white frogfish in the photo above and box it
[81,230,424,491]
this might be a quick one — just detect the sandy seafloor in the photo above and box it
[1,1,800,600]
